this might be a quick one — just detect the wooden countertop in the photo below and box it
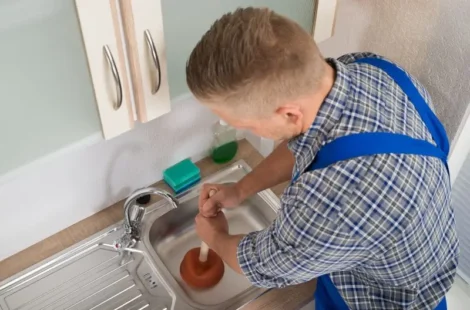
[0,140,315,309]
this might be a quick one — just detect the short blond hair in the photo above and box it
[186,7,325,116]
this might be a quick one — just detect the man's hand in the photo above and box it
[198,183,244,217]
[195,212,229,248]
[195,212,244,274]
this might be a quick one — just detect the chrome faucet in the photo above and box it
[113,187,178,254]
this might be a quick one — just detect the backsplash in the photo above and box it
[0,95,218,260]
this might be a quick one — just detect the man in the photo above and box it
[186,7,459,310]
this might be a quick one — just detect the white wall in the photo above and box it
[453,149,470,281]
[318,0,470,141]
[0,95,218,260]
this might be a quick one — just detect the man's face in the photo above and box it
[208,104,303,141]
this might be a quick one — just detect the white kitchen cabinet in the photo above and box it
[120,0,171,123]
[75,0,171,139]
[313,0,338,43]
[75,0,134,139]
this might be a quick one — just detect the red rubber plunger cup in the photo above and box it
[180,247,225,289]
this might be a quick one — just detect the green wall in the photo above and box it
[0,0,100,175]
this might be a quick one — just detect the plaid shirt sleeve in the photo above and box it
[237,166,373,288]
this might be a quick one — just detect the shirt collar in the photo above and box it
[288,58,351,175]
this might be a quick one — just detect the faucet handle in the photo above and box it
[113,233,136,251]
[119,187,178,250]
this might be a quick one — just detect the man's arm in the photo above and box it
[199,140,295,217]
[206,170,372,288]
[212,234,244,274]
[237,140,294,200]
[195,212,245,273]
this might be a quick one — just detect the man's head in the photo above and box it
[186,8,329,140]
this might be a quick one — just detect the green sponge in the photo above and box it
[163,158,201,194]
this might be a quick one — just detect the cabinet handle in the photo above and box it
[103,45,123,110]
[144,29,161,94]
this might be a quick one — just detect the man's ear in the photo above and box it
[276,105,303,124]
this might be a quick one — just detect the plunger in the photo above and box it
[180,190,225,289]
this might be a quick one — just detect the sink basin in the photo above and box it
[142,160,280,309]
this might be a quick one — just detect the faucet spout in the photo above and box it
[123,187,178,234]
[114,187,178,253]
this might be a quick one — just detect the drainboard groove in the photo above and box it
[60,275,131,310]
[85,285,149,310]
[18,254,133,310]
[112,294,142,310]
[0,244,101,294]
[42,273,131,310]
[88,285,138,310]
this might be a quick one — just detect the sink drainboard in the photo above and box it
[0,229,172,310]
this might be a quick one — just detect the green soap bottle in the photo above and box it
[211,120,238,164]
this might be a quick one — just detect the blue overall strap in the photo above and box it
[314,274,447,310]
[308,58,449,310]
[311,133,448,171]
[355,58,450,155]
[314,275,350,310]
[308,58,449,172]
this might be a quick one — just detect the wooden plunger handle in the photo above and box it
[199,189,217,262]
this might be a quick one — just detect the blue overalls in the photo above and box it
[294,58,449,310]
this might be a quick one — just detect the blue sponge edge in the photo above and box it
[170,176,201,194]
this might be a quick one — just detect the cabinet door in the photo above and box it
[120,0,171,123]
[313,0,338,43]
[75,0,134,139]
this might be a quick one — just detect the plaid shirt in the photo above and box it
[237,53,459,309]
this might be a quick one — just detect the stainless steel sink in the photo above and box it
[143,161,280,309]
[0,227,174,310]
[0,160,281,310]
